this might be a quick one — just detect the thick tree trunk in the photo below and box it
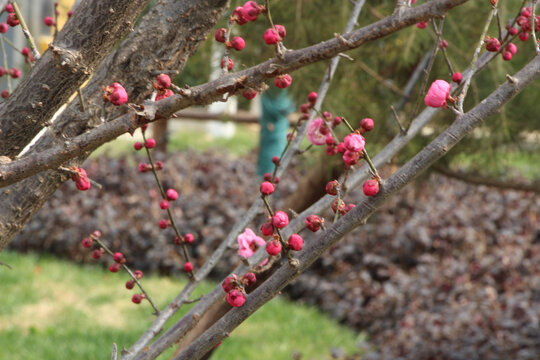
[0,0,231,248]
[0,0,151,158]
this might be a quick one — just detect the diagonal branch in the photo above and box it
[0,0,471,188]
[432,163,540,193]
[173,53,540,360]
[123,2,368,358]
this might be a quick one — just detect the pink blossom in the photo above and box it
[424,80,451,108]
[274,74,292,88]
[156,89,174,101]
[237,228,265,258]
[222,275,238,293]
[342,150,359,166]
[274,24,286,38]
[71,167,91,191]
[287,234,303,251]
[272,211,289,229]
[363,179,380,196]
[103,82,128,106]
[260,221,274,236]
[343,133,365,152]
[227,290,246,307]
[307,117,327,145]
[263,28,281,45]
[266,239,282,256]
[166,188,178,201]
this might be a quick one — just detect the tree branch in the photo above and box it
[432,163,540,193]
[0,0,471,188]
[0,0,231,248]
[122,2,369,358]
[173,53,540,360]
[0,0,151,158]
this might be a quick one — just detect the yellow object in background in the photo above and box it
[38,0,75,53]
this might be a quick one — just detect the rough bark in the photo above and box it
[0,0,151,158]
[0,0,231,248]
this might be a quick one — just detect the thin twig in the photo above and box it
[92,236,161,315]
[391,105,407,134]
[12,1,41,61]
[531,0,539,53]
[0,37,12,92]
[357,59,406,96]
[0,260,13,269]
[77,89,86,112]
[140,131,192,276]
[409,18,444,120]
[456,4,496,112]
[58,165,103,189]
[495,8,502,40]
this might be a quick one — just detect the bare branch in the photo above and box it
[432,163,540,193]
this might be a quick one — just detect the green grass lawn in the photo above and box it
[0,251,363,360]
[92,122,261,159]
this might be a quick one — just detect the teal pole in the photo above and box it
[257,89,295,176]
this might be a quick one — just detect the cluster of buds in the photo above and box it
[232,1,265,26]
[157,188,179,229]
[153,73,174,101]
[175,232,195,273]
[81,231,147,305]
[260,211,304,254]
[0,66,21,79]
[263,24,286,45]
[214,1,292,91]
[0,65,20,98]
[102,82,128,106]
[70,166,91,191]
[514,7,540,42]
[214,1,266,53]
[262,170,280,185]
[5,4,19,27]
[137,159,163,173]
[325,180,356,215]
[222,272,257,307]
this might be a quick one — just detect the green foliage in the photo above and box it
[0,251,364,360]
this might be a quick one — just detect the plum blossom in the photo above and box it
[424,80,451,108]
[307,117,327,145]
[237,228,265,258]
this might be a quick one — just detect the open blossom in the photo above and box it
[307,117,327,145]
[424,80,451,108]
[103,82,128,106]
[237,228,265,258]
[343,133,365,152]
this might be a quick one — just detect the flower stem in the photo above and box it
[141,131,193,279]
[12,1,40,62]
[92,236,160,315]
